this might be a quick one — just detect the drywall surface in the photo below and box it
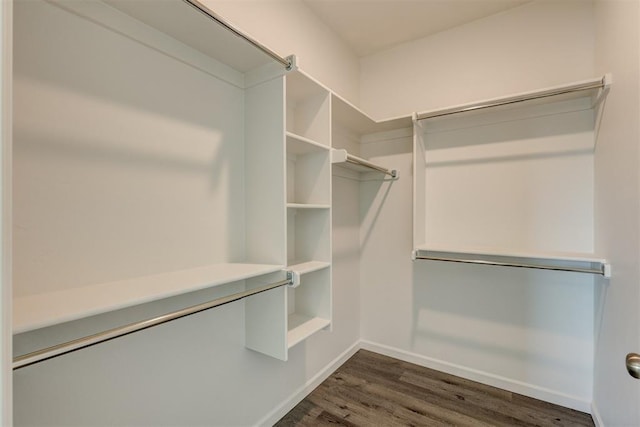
[359,0,595,120]
[0,1,11,424]
[205,0,360,105]
[593,0,640,425]
[358,0,597,411]
[13,0,246,297]
[360,130,595,411]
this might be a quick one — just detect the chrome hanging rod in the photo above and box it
[182,0,293,70]
[416,77,606,121]
[414,255,607,276]
[13,277,293,370]
[346,154,397,178]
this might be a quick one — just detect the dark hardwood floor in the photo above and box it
[275,350,594,427]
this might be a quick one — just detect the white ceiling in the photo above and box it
[303,0,530,57]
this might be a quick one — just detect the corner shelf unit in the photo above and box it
[412,76,612,277]
[245,70,335,360]
[283,72,332,353]
[330,93,407,181]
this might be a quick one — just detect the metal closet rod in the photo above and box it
[415,77,606,121]
[346,154,398,178]
[414,255,607,276]
[183,0,292,70]
[13,277,292,370]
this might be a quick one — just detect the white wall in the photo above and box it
[359,0,595,120]
[204,0,360,105]
[0,0,11,424]
[13,0,246,296]
[358,0,598,412]
[593,0,640,425]
[11,2,361,425]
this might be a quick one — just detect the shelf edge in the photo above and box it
[14,263,284,334]
[412,247,610,277]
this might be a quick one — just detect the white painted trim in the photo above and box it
[360,340,592,413]
[591,402,605,427]
[0,0,12,423]
[255,340,360,427]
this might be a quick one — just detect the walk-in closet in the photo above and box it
[1,0,638,425]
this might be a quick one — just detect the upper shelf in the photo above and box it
[103,0,285,73]
[415,75,611,123]
[332,93,412,135]
[331,149,398,179]
[413,245,610,278]
[286,132,330,154]
[14,263,283,334]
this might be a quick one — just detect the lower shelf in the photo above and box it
[412,246,610,277]
[287,313,331,348]
[287,260,331,275]
[14,263,283,334]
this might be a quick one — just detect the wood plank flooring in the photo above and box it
[275,350,594,427]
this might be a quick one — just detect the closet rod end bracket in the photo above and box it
[285,55,298,72]
[603,263,612,279]
[286,270,301,288]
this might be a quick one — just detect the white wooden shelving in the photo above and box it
[12,0,407,366]
[286,132,330,206]
[331,149,397,178]
[245,70,333,360]
[287,260,331,275]
[330,93,405,181]
[14,263,283,334]
[413,246,610,277]
[412,76,612,277]
[284,71,332,351]
[287,314,331,348]
[286,132,328,153]
[286,267,331,348]
[331,93,412,135]
[287,203,330,209]
[12,0,300,363]
[414,76,610,122]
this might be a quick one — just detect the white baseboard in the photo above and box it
[360,340,592,414]
[258,339,593,426]
[255,340,360,427]
[591,402,605,427]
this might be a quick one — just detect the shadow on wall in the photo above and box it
[410,260,595,386]
[359,136,410,251]
[13,0,246,298]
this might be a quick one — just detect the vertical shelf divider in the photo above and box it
[283,70,332,351]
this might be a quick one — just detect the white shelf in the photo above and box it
[286,132,329,154]
[331,149,397,178]
[103,0,278,74]
[287,313,330,348]
[14,263,283,334]
[415,76,610,122]
[287,203,330,210]
[287,261,331,275]
[331,93,412,135]
[413,245,610,277]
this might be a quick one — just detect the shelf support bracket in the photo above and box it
[286,270,301,288]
